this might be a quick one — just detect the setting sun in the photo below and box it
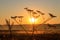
[29,17,35,23]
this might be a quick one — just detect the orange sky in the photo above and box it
[0,0,60,25]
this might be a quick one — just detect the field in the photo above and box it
[0,33,60,40]
[0,24,60,40]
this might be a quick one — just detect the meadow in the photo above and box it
[0,24,60,40]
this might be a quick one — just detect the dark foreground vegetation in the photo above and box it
[0,33,60,40]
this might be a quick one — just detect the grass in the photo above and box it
[0,33,60,40]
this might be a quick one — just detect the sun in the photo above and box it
[29,17,35,23]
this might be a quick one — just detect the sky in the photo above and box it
[0,0,60,24]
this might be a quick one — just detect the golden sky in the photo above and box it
[0,0,60,25]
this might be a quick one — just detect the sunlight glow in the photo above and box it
[30,17,35,23]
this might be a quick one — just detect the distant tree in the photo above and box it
[47,24,56,28]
